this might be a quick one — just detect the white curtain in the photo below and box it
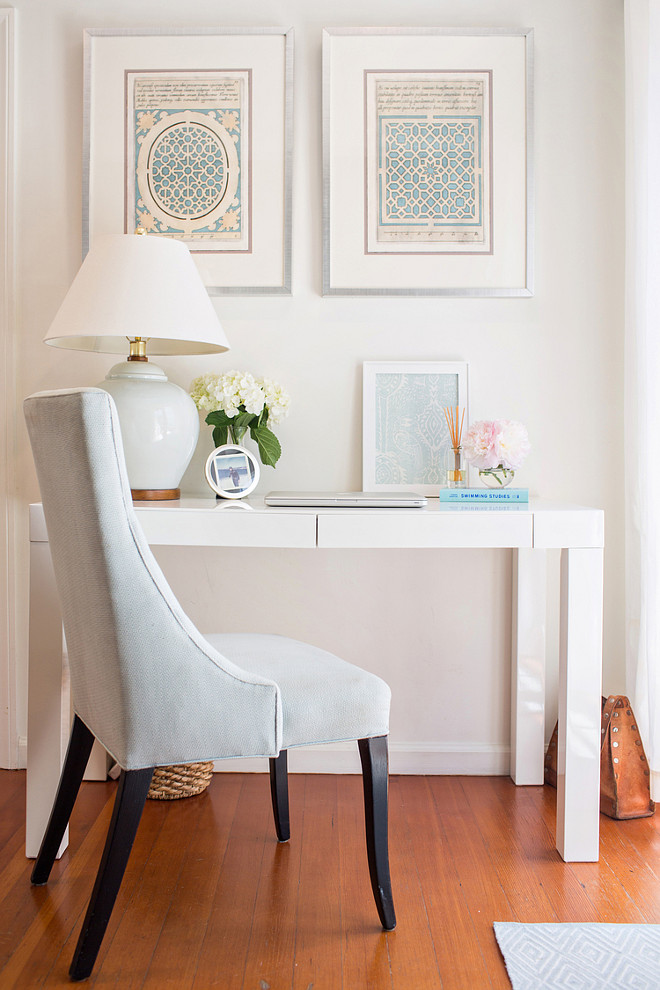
[625,0,660,801]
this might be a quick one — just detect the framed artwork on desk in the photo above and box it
[322,27,533,296]
[83,27,293,294]
[362,361,469,495]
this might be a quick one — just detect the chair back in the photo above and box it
[24,388,280,768]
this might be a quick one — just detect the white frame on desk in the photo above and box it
[362,360,469,494]
[26,497,604,864]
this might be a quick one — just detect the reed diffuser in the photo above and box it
[443,406,467,488]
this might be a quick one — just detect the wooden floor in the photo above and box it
[0,771,659,989]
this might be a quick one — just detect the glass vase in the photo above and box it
[478,465,515,488]
[446,446,467,488]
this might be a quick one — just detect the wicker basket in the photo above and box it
[147,761,214,800]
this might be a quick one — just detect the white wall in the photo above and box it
[8,0,625,770]
[0,7,17,770]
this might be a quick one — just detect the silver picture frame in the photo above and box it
[83,27,293,295]
[323,27,534,296]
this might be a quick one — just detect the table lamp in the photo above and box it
[44,232,230,500]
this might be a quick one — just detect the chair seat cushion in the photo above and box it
[203,633,390,749]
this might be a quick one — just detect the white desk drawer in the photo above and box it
[317,509,533,549]
[135,506,317,548]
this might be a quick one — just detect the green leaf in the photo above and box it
[257,406,270,428]
[205,409,231,429]
[212,424,228,448]
[250,424,281,467]
[233,410,257,431]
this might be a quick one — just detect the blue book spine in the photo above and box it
[438,488,529,502]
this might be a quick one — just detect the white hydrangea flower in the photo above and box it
[189,374,221,412]
[260,378,291,424]
[237,373,266,415]
[189,370,290,468]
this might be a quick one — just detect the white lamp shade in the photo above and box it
[44,233,230,355]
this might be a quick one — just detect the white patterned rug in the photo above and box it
[494,922,660,990]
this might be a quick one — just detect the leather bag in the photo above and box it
[544,695,655,820]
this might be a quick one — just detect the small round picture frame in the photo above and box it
[204,444,260,499]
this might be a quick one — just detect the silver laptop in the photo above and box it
[264,491,427,508]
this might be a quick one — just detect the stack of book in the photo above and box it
[439,488,529,503]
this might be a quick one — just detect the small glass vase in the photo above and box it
[446,446,467,488]
[226,425,248,446]
[479,465,515,488]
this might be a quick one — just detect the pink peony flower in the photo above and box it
[464,419,530,471]
[463,420,501,469]
[495,419,531,470]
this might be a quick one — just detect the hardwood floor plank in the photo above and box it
[598,807,660,872]
[2,770,658,990]
[69,789,171,987]
[337,774,394,990]
[0,772,34,891]
[460,776,559,922]
[386,777,442,990]
[91,792,202,989]
[0,786,120,988]
[0,768,24,810]
[141,774,244,989]
[428,777,515,989]
[487,778,601,922]
[292,773,343,990]
[0,820,23,883]
[191,773,273,990]
[0,830,41,971]
[41,787,171,989]
[11,784,170,989]
[241,773,305,990]
[587,816,660,922]
[0,771,25,858]
[530,781,657,922]
[396,776,491,990]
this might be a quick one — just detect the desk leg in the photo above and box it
[26,541,68,859]
[510,549,547,785]
[556,547,603,862]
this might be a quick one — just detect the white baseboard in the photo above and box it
[17,735,26,769]
[10,740,512,776]
[390,741,511,775]
[212,741,511,776]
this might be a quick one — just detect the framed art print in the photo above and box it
[362,361,469,494]
[83,27,293,294]
[323,28,533,296]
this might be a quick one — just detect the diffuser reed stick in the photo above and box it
[443,405,465,449]
[444,406,466,486]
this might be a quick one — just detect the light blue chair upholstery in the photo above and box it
[24,388,395,982]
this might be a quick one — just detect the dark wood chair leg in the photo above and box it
[69,766,154,982]
[31,714,95,885]
[358,735,396,931]
[269,750,290,842]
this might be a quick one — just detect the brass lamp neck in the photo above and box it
[128,337,148,362]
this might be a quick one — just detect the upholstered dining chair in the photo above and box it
[24,387,395,983]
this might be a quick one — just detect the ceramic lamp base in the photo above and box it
[99,359,199,495]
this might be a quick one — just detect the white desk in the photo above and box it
[27,497,604,862]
